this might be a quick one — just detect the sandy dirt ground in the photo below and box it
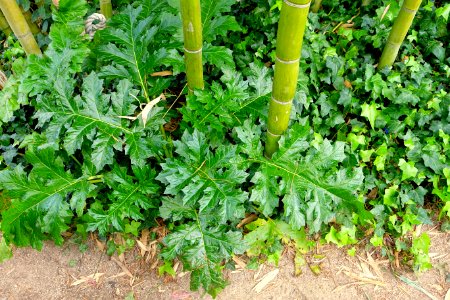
[0,227,449,300]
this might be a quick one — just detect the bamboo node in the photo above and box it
[271,96,293,106]
[401,6,418,14]
[267,130,282,137]
[386,40,401,47]
[184,47,202,54]
[283,0,311,9]
[275,56,300,65]
[15,31,32,39]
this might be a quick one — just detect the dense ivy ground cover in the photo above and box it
[0,0,449,297]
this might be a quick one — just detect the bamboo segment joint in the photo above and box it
[16,31,32,39]
[267,130,282,137]
[283,0,311,9]
[184,47,202,54]
[271,96,293,105]
[276,56,300,65]
[401,6,418,14]
[387,40,401,47]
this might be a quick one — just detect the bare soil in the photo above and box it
[0,227,449,300]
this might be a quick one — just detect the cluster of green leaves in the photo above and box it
[294,0,449,270]
[1,0,449,297]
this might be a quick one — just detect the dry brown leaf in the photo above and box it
[343,271,385,287]
[344,80,353,89]
[333,282,364,292]
[136,240,149,254]
[71,273,105,286]
[237,214,258,229]
[106,272,129,280]
[359,261,376,279]
[232,256,247,269]
[118,115,138,121]
[380,4,390,21]
[367,187,378,199]
[173,261,180,273]
[252,269,279,293]
[151,70,173,77]
[141,94,165,127]
[111,257,133,278]
[254,264,265,280]
[95,238,106,251]
[366,252,384,281]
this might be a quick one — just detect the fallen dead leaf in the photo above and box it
[252,269,279,293]
[343,270,385,287]
[151,70,173,77]
[254,264,265,280]
[366,252,384,281]
[71,273,105,286]
[141,94,165,127]
[111,257,133,279]
[380,4,390,21]
[232,256,247,269]
[237,214,258,229]
[94,238,106,252]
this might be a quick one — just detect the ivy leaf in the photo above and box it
[398,159,418,181]
[361,102,380,129]
[436,4,450,21]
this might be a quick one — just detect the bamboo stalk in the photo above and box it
[0,0,41,55]
[100,0,112,19]
[21,8,40,35]
[180,0,204,92]
[0,10,11,36]
[378,0,422,69]
[311,0,322,13]
[264,0,310,158]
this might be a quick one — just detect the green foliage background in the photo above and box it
[0,0,449,296]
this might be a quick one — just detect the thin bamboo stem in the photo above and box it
[378,0,422,69]
[264,0,310,158]
[0,0,41,55]
[0,10,11,36]
[311,0,322,13]
[180,0,204,92]
[100,0,112,19]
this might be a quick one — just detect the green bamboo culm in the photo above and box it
[100,0,113,19]
[180,0,204,92]
[21,8,40,35]
[378,0,422,69]
[0,10,11,36]
[0,0,41,55]
[311,0,322,13]
[264,0,310,158]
